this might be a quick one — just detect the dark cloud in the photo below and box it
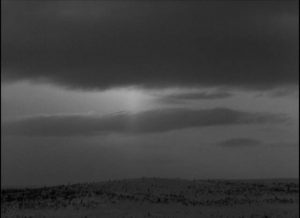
[217,138,263,147]
[3,108,289,137]
[2,0,298,90]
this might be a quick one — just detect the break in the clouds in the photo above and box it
[2,0,298,90]
[3,108,289,137]
[217,138,263,148]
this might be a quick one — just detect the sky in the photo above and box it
[1,0,299,187]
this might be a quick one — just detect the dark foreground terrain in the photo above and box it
[1,178,299,218]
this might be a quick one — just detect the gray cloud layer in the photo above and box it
[2,1,298,90]
[3,108,289,137]
[217,138,262,147]
[158,91,233,103]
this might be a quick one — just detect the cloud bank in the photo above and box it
[3,108,289,137]
[157,91,233,103]
[217,138,263,147]
[2,0,298,90]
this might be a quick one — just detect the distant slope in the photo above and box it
[2,178,299,218]
[2,178,299,206]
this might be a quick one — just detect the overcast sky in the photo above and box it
[1,0,299,187]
